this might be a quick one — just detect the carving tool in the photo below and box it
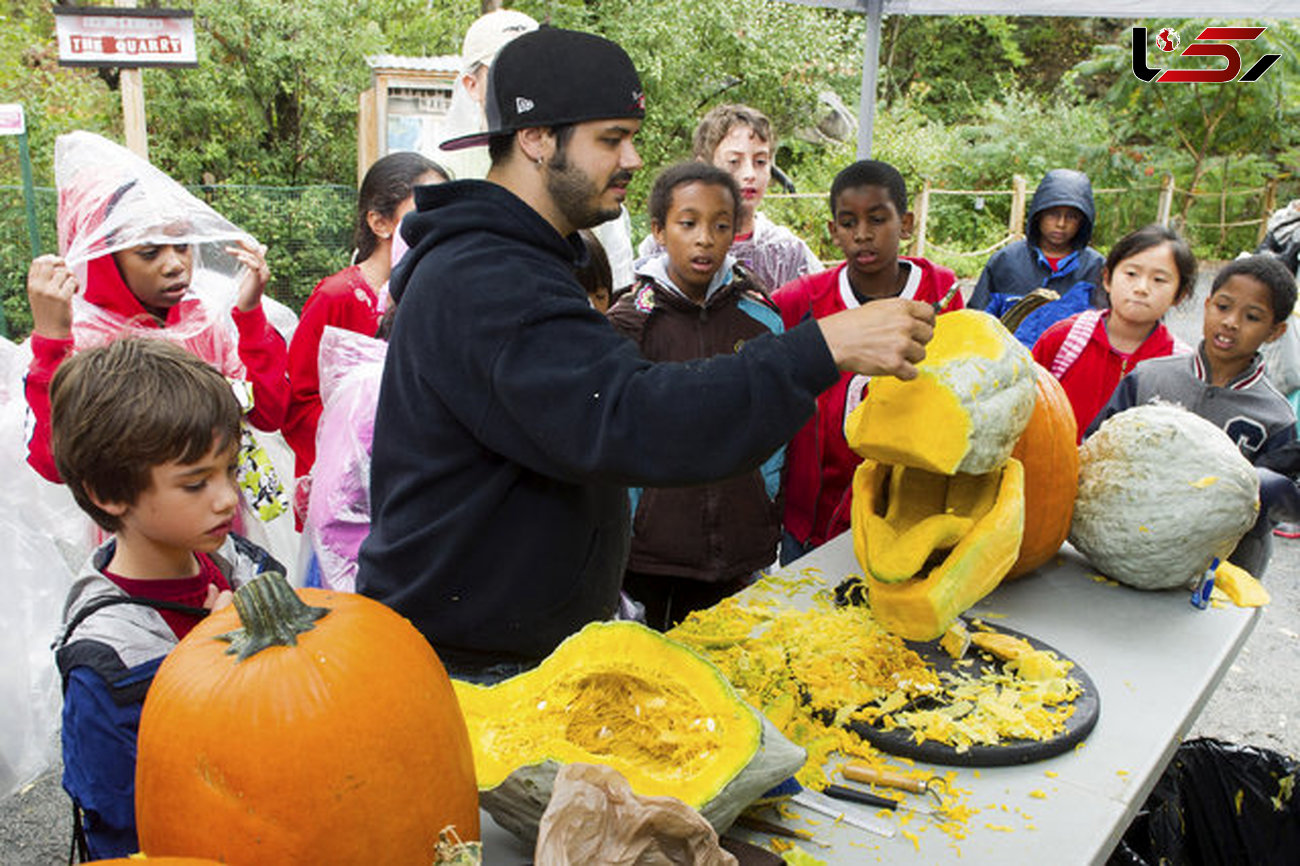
[841,763,947,809]
[823,783,938,816]
[732,814,831,849]
[933,282,961,312]
[790,789,896,838]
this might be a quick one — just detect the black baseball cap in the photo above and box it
[440,27,646,152]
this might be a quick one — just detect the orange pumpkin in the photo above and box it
[135,573,478,865]
[1005,363,1079,578]
[84,860,225,865]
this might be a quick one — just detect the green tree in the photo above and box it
[1073,21,1300,222]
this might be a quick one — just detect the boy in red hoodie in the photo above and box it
[772,159,962,564]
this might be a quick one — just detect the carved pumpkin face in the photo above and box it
[847,310,1037,641]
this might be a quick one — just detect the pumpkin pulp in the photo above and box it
[453,620,761,807]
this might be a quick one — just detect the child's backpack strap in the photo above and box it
[1050,309,1104,380]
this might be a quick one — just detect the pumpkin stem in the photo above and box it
[218,571,330,661]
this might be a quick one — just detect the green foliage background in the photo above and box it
[2,3,1299,338]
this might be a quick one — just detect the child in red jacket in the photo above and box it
[24,133,286,502]
[284,152,447,489]
[772,159,962,564]
[1031,224,1197,442]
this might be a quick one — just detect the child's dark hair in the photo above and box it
[1211,254,1298,323]
[575,229,613,298]
[647,162,741,228]
[50,338,242,532]
[829,160,908,216]
[355,152,447,262]
[1106,224,1197,305]
[693,104,774,162]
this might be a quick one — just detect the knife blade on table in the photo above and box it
[790,790,896,838]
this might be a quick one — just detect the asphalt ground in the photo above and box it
[3,268,1298,863]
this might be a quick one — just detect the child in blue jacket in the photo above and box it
[51,339,280,858]
[969,168,1106,333]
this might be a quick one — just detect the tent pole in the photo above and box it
[856,0,884,158]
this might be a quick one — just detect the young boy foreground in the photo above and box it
[52,338,280,859]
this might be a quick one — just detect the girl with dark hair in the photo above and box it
[1031,223,1198,441]
[284,152,446,492]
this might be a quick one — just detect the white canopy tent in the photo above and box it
[776,0,1300,156]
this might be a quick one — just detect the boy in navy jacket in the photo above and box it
[970,168,1105,323]
[51,339,279,858]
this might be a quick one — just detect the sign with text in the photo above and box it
[54,6,197,68]
[0,104,25,136]
[1132,25,1282,83]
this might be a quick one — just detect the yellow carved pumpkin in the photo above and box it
[453,620,804,844]
[847,310,1036,640]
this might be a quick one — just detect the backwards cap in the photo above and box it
[459,9,539,74]
[55,131,251,267]
[441,27,645,152]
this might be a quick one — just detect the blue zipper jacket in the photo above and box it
[969,169,1105,318]
[56,535,277,859]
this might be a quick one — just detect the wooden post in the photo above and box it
[1260,178,1278,246]
[1219,155,1229,249]
[115,0,148,159]
[357,87,377,186]
[1156,173,1175,226]
[913,179,930,257]
[1009,174,1027,238]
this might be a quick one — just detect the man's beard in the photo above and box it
[546,149,628,230]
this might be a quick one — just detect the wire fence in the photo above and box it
[4,175,1298,338]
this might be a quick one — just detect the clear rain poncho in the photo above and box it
[0,132,301,797]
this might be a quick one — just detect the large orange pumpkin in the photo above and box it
[1005,363,1079,578]
[135,573,478,865]
[84,860,225,865]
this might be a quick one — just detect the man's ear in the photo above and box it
[85,483,129,517]
[900,210,915,240]
[517,127,554,165]
[1266,319,1289,344]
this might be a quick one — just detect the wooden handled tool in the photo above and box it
[842,764,929,794]
[841,764,947,809]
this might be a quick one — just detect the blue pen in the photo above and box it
[1191,557,1219,610]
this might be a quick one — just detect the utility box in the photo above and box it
[357,54,459,184]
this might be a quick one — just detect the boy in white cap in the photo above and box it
[436,8,538,181]
[358,27,935,682]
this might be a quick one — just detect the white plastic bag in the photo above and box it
[0,338,93,799]
[304,327,387,592]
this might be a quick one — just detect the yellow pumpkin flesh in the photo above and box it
[847,310,1035,641]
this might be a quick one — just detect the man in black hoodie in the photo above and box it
[356,27,935,681]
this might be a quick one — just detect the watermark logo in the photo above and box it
[1132,25,1281,83]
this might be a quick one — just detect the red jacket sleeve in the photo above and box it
[283,296,331,476]
[231,304,288,433]
[24,334,74,482]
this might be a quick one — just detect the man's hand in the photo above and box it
[27,255,78,341]
[227,238,270,313]
[817,298,935,380]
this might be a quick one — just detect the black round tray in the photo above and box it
[845,621,1100,767]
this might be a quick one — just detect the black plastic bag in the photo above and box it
[1111,737,1299,866]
